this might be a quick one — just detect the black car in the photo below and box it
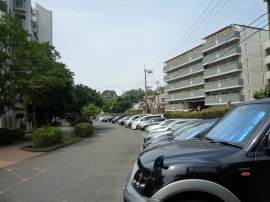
[124,98,270,202]
[111,115,127,124]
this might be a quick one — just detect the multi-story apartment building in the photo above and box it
[0,0,52,130]
[164,24,269,111]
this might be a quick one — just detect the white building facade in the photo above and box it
[0,0,52,130]
[164,24,269,111]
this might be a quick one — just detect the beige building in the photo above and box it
[0,0,52,130]
[164,24,269,111]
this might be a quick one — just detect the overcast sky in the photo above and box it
[31,0,267,96]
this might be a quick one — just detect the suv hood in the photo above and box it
[139,139,237,169]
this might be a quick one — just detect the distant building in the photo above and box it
[164,24,269,111]
[0,0,52,130]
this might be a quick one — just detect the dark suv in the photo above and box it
[124,98,270,202]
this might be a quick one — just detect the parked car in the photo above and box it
[147,119,199,134]
[131,115,163,130]
[102,115,114,122]
[118,116,130,125]
[138,117,167,131]
[124,115,141,127]
[143,120,197,143]
[145,119,179,133]
[124,98,270,202]
[143,119,217,150]
[111,115,127,124]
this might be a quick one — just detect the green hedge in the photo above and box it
[12,129,25,140]
[71,119,93,126]
[0,128,14,145]
[33,126,64,148]
[74,123,94,138]
[164,107,230,119]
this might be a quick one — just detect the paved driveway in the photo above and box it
[0,121,142,202]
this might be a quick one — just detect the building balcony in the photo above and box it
[266,71,270,80]
[0,10,5,17]
[203,46,241,66]
[204,62,242,79]
[165,77,204,92]
[14,0,26,12]
[205,77,243,92]
[165,90,205,101]
[202,31,240,53]
[165,104,186,112]
[164,65,203,82]
[163,52,203,73]
[205,93,245,105]
[264,40,270,50]
[266,55,270,65]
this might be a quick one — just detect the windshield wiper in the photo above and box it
[210,141,243,149]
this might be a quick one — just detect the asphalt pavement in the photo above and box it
[0,119,74,169]
[0,120,142,202]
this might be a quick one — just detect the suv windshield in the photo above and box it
[206,104,270,148]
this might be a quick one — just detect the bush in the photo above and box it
[0,128,14,145]
[33,126,64,148]
[74,123,94,138]
[12,129,25,140]
[71,119,93,126]
[163,107,230,120]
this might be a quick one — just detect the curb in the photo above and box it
[20,138,83,152]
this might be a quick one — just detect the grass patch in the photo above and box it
[63,137,80,143]
[13,132,34,144]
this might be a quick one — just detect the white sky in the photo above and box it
[31,0,267,96]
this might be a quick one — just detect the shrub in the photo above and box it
[0,128,14,145]
[71,119,93,126]
[12,129,25,140]
[164,107,230,120]
[74,123,94,138]
[33,126,64,148]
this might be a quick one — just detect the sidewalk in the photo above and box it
[0,119,74,169]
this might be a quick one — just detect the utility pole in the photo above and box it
[144,66,153,114]
[156,80,160,113]
[264,0,270,39]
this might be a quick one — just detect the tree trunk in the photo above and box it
[33,104,37,131]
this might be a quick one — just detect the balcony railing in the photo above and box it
[163,52,203,73]
[203,46,241,66]
[204,62,242,78]
[204,77,243,92]
[164,65,203,82]
[165,90,205,101]
[202,31,240,53]
[165,76,204,92]
[205,93,245,105]
[14,0,26,11]
[165,104,186,111]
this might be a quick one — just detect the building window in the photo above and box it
[263,75,265,84]
[162,98,165,102]
[260,45,263,54]
[245,43,247,52]
[249,90,251,100]
[247,74,250,84]
[246,58,248,68]
[262,60,264,69]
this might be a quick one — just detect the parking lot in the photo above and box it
[0,121,142,202]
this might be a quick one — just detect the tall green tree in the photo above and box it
[101,90,117,99]
[74,84,103,114]
[111,97,131,113]
[21,41,70,130]
[0,14,30,116]
[81,104,101,120]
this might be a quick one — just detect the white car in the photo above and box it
[130,115,155,130]
[145,119,178,133]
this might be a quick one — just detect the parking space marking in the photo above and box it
[0,167,51,194]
